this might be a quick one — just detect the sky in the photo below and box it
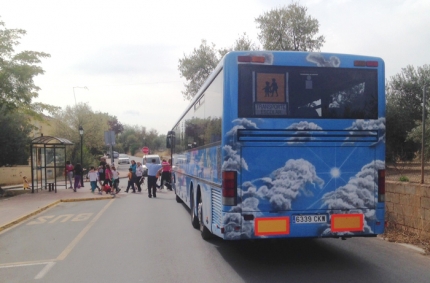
[2,0,430,134]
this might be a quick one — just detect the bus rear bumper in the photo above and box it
[218,211,384,240]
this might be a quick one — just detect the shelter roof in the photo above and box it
[31,136,74,145]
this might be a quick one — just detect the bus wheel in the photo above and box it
[198,195,212,240]
[176,194,182,203]
[190,190,199,229]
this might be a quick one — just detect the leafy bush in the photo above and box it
[399,176,409,182]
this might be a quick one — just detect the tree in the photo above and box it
[386,65,430,161]
[178,40,219,100]
[255,2,325,51]
[108,116,124,135]
[0,19,58,116]
[0,106,33,166]
[179,34,260,100]
[53,103,112,165]
[219,32,260,57]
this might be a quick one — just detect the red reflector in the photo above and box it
[354,60,366,67]
[238,56,251,62]
[366,61,378,67]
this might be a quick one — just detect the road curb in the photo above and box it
[0,200,61,233]
[60,196,114,202]
[0,196,114,233]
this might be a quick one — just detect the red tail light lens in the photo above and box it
[378,169,385,202]
[366,61,379,67]
[222,171,237,205]
[354,60,366,67]
[238,56,265,63]
[354,60,379,67]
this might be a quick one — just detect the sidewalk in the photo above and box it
[0,164,132,232]
[0,185,118,233]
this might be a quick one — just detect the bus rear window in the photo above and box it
[238,65,378,119]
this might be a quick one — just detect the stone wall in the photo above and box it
[0,166,31,186]
[386,181,430,239]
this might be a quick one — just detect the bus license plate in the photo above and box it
[294,215,327,224]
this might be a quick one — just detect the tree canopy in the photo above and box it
[0,19,57,116]
[178,40,219,100]
[219,32,259,57]
[255,3,325,51]
[386,64,430,162]
[0,106,33,166]
[0,18,57,166]
[178,3,325,100]
[179,34,260,100]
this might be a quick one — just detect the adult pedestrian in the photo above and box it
[144,157,162,198]
[65,161,74,189]
[160,159,172,190]
[130,160,137,175]
[135,162,144,192]
[73,163,83,192]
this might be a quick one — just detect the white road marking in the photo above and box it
[34,262,56,279]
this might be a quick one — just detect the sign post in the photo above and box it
[104,131,116,166]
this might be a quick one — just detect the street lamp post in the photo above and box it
[79,126,84,187]
[421,86,427,184]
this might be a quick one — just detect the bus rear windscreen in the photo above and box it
[238,65,378,119]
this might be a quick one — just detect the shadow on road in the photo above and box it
[208,235,378,282]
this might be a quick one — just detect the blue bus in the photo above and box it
[167,51,385,240]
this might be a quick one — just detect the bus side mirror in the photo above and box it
[166,131,175,149]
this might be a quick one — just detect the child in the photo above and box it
[99,183,112,195]
[23,176,29,190]
[87,166,98,193]
[111,166,121,193]
[125,168,135,193]
[104,164,112,186]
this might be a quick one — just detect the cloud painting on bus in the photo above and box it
[221,117,385,239]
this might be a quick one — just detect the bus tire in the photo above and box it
[198,194,212,240]
[176,193,182,203]
[190,189,199,229]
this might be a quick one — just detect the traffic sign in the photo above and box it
[142,146,149,154]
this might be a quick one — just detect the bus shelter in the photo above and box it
[30,135,74,193]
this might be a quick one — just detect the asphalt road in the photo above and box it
[1,191,430,283]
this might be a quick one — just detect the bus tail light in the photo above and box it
[238,56,265,63]
[222,171,237,206]
[378,169,385,202]
[354,60,379,67]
